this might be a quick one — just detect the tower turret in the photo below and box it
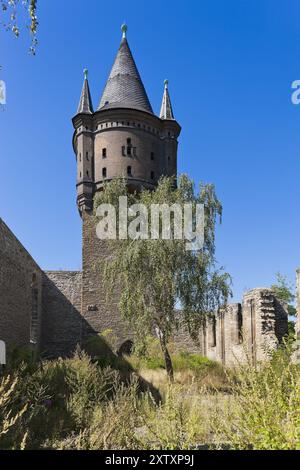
[71,25,182,352]
[72,25,181,213]
[73,69,95,212]
[159,80,179,178]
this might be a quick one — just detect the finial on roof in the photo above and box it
[83,68,88,79]
[121,23,127,39]
[164,79,169,88]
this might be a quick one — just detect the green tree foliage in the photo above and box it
[95,176,232,381]
[1,0,38,54]
[271,272,297,317]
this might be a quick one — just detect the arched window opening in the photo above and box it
[117,340,134,357]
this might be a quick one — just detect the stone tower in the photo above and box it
[72,25,181,348]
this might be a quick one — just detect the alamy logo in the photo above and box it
[0,80,6,105]
[95,197,205,251]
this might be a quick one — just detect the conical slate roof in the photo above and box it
[77,69,94,114]
[98,30,153,114]
[160,80,174,120]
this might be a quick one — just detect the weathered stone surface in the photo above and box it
[0,218,42,349]
[41,271,82,357]
[81,211,132,350]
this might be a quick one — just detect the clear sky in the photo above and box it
[1,0,300,301]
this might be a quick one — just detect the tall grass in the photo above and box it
[210,346,300,450]
[0,343,299,450]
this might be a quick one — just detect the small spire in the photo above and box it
[121,23,127,39]
[160,79,174,120]
[77,68,94,114]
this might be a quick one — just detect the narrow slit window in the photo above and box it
[102,167,107,178]
[127,138,132,155]
[151,171,154,180]
[127,166,132,176]
[102,148,107,158]
[151,152,154,161]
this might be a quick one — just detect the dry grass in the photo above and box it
[1,343,299,450]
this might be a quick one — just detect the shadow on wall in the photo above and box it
[41,273,160,402]
[274,298,289,343]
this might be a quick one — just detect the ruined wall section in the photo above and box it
[162,288,288,367]
[0,218,42,349]
[242,288,288,364]
[41,271,82,357]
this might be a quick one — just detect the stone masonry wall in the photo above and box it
[81,211,132,350]
[41,271,82,357]
[0,218,42,350]
[212,289,288,366]
[242,288,288,364]
[171,290,288,366]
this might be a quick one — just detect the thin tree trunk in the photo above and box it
[157,327,174,382]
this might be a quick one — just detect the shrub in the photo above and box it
[211,346,300,450]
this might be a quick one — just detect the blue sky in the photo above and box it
[1,0,300,301]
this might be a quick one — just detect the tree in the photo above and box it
[1,0,38,54]
[95,176,232,381]
[271,272,297,317]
